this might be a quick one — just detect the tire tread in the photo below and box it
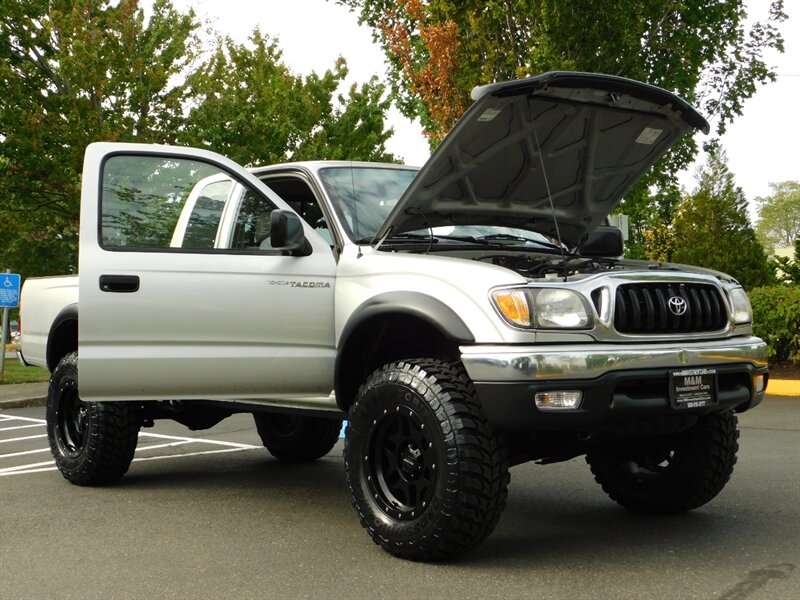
[586,411,739,514]
[345,359,509,561]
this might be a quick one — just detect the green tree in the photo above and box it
[0,0,200,278]
[341,0,786,255]
[755,181,800,249]
[181,31,394,166]
[771,238,800,285]
[1,2,397,279]
[671,148,773,289]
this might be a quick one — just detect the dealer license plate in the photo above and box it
[669,368,717,409]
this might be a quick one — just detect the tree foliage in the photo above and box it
[749,285,800,363]
[345,0,785,142]
[0,0,200,277]
[770,238,800,286]
[1,1,395,279]
[755,181,800,249]
[341,0,787,255]
[181,31,394,166]
[670,148,773,289]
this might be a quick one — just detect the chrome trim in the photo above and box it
[460,337,768,381]
[496,270,745,343]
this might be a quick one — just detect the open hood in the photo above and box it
[374,71,709,249]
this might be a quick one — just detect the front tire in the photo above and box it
[46,352,141,486]
[344,359,509,561]
[586,411,739,514]
[253,413,342,462]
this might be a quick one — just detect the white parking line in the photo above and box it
[0,460,54,473]
[139,431,260,449]
[1,447,50,459]
[135,440,193,452]
[0,434,48,443]
[0,423,45,432]
[0,466,57,476]
[0,415,262,477]
[0,415,46,423]
[132,446,256,462]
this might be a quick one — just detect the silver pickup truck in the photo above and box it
[20,72,768,561]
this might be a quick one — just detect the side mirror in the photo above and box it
[270,210,311,256]
[580,226,624,257]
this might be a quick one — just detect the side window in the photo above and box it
[102,155,225,250]
[261,177,332,245]
[101,154,277,253]
[230,187,278,250]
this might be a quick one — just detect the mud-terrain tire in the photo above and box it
[344,359,509,561]
[586,411,739,514]
[253,413,342,462]
[46,352,141,486]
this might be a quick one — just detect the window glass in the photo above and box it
[318,167,418,241]
[102,155,222,249]
[230,187,278,250]
[261,177,331,244]
[179,180,232,249]
[101,155,280,253]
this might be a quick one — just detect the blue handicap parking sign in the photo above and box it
[0,274,21,308]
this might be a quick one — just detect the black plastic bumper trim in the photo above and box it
[473,364,768,433]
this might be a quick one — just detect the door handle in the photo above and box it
[99,275,140,293]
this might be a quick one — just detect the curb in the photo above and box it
[0,381,49,410]
[767,379,800,398]
[0,396,47,410]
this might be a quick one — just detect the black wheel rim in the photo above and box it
[366,405,437,521]
[56,381,89,458]
[620,445,674,481]
[268,415,301,438]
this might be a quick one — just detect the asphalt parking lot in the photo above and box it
[1,396,798,600]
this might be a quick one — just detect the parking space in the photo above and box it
[0,413,263,477]
[1,398,797,599]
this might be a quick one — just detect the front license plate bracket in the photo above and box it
[669,368,717,409]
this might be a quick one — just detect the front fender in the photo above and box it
[334,292,475,409]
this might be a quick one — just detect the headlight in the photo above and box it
[534,289,591,328]
[729,287,752,324]
[491,288,592,329]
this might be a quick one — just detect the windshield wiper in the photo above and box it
[476,233,564,251]
[356,232,438,245]
[357,232,491,245]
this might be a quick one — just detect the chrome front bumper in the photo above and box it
[460,336,768,382]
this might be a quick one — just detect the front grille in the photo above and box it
[614,282,727,334]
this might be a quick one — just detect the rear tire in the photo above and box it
[46,352,141,486]
[586,411,739,514]
[253,413,342,462]
[344,359,509,561]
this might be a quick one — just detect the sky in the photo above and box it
[171,0,800,215]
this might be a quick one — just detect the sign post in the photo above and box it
[0,269,21,380]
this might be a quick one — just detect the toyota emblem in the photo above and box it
[668,296,688,316]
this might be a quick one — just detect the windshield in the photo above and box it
[318,166,418,240]
[318,166,563,249]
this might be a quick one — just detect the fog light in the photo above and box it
[755,375,765,394]
[535,390,582,410]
